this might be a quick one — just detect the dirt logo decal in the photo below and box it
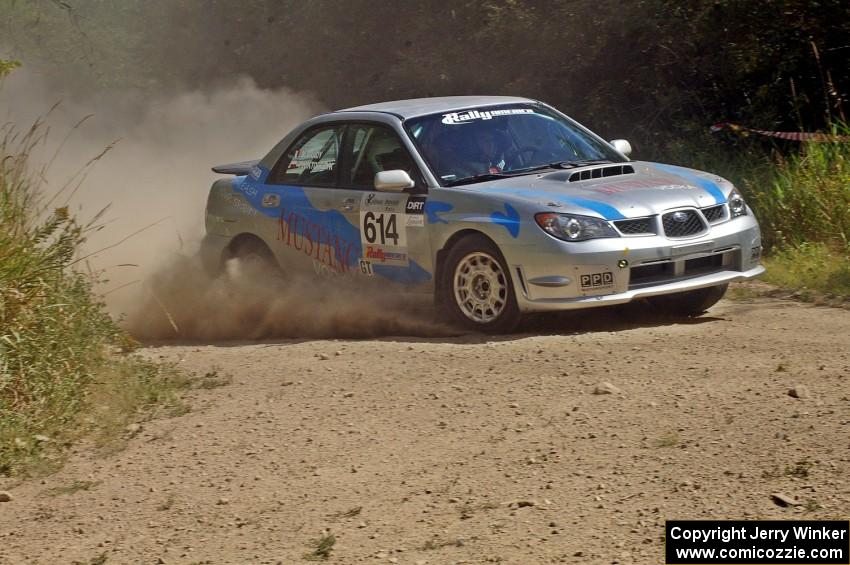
[405,196,426,227]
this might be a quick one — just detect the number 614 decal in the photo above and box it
[362,212,406,247]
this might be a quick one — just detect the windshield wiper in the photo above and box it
[508,159,614,175]
[444,172,512,187]
[444,160,616,185]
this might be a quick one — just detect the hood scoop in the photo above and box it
[568,164,635,182]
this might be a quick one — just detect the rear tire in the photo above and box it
[646,283,728,316]
[438,234,521,333]
[223,237,280,280]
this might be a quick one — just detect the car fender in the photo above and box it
[425,188,549,302]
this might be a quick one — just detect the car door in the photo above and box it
[338,123,434,286]
[263,123,362,277]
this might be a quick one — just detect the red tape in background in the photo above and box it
[710,122,850,142]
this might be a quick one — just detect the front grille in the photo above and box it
[614,218,655,235]
[568,164,635,182]
[701,204,726,223]
[630,262,674,287]
[685,254,724,275]
[662,209,706,238]
[628,251,731,289]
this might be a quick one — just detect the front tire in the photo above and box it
[646,283,728,316]
[439,234,521,333]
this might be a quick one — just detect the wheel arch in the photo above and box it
[222,233,278,267]
[434,229,501,297]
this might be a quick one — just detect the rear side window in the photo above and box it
[269,125,343,186]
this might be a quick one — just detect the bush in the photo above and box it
[0,121,188,476]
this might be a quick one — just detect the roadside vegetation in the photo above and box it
[760,244,850,300]
[711,122,850,300]
[747,126,850,251]
[0,63,191,476]
[750,129,850,299]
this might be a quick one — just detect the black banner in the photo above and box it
[666,520,849,564]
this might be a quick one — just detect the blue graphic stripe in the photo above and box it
[473,188,626,220]
[653,164,726,204]
[490,203,521,237]
[373,260,432,284]
[561,197,626,220]
[424,200,453,224]
[233,166,432,284]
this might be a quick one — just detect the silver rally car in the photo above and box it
[202,96,764,332]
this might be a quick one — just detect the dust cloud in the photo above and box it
[1,67,453,340]
[125,257,455,341]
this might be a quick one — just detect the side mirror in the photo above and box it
[374,169,415,192]
[610,139,632,157]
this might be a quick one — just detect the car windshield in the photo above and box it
[406,104,626,186]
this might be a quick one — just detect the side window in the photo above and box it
[270,125,342,186]
[343,124,422,189]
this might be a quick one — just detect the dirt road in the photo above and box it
[2,291,849,564]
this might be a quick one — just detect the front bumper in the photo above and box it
[515,264,764,311]
[505,215,763,313]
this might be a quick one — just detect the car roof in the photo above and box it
[338,96,536,119]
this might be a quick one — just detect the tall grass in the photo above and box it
[0,120,189,476]
[665,122,850,298]
[743,123,850,252]
[738,124,850,298]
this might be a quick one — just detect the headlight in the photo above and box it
[535,212,619,241]
[728,188,748,218]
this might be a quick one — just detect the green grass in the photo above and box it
[654,432,681,448]
[762,243,850,299]
[804,499,822,512]
[70,552,109,565]
[303,532,336,561]
[327,505,362,519]
[784,460,813,479]
[421,537,465,551]
[0,59,21,79]
[0,118,190,476]
[196,368,232,390]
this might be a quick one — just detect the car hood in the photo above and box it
[456,161,732,220]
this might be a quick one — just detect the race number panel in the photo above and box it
[360,193,409,266]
